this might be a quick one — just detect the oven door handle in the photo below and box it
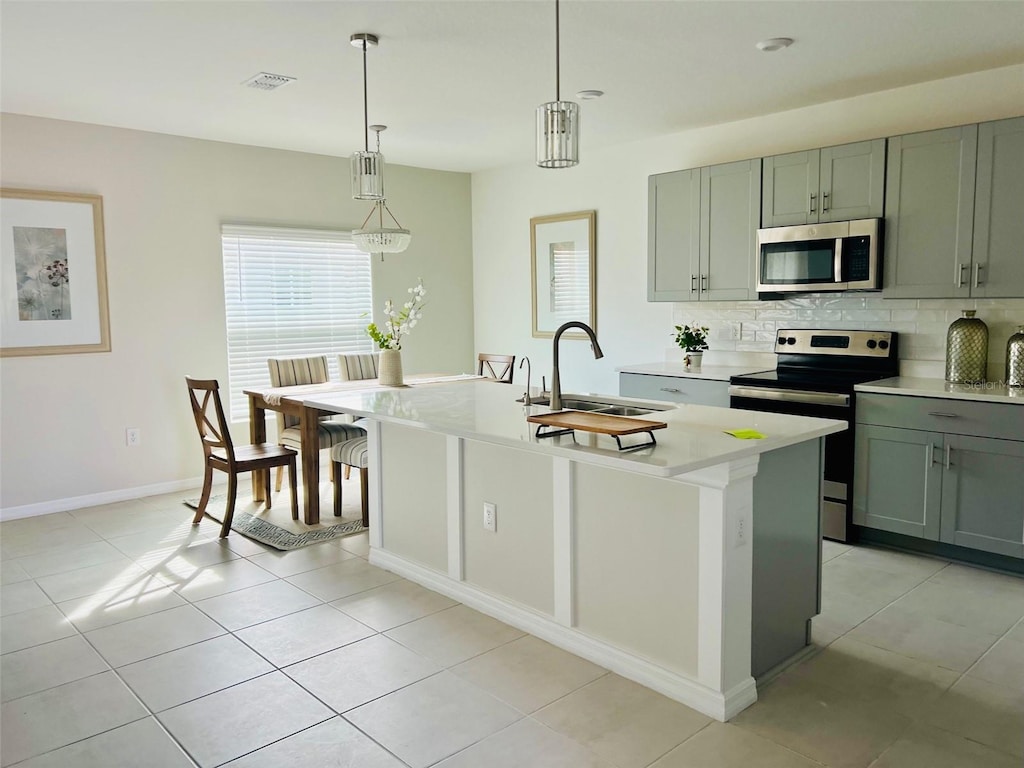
[729,385,850,407]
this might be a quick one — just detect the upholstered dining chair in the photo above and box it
[331,436,369,527]
[267,355,365,492]
[338,352,380,382]
[185,376,298,537]
[478,353,516,383]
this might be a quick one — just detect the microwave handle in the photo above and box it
[834,237,844,283]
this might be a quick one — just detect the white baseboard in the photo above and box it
[370,547,757,722]
[0,476,226,522]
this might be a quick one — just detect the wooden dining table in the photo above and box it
[244,374,483,524]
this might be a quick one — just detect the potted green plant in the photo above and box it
[673,323,709,370]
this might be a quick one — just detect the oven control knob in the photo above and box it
[878,340,889,350]
[867,339,877,349]
[787,337,797,345]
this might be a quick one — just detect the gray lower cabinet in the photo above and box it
[762,139,885,227]
[619,372,730,407]
[855,393,1024,558]
[648,159,760,302]
[854,425,943,540]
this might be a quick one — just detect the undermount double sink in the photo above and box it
[518,395,671,417]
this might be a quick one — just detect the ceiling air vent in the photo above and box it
[241,72,296,91]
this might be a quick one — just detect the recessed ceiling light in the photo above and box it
[756,37,794,52]
[575,89,604,100]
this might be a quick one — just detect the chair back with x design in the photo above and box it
[185,377,235,464]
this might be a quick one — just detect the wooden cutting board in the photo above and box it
[527,410,668,436]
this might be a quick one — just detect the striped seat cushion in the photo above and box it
[338,353,379,382]
[279,422,365,450]
[330,437,368,468]
[267,356,330,430]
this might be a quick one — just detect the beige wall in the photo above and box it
[471,64,1024,394]
[0,115,474,511]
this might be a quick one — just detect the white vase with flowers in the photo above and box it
[367,280,427,387]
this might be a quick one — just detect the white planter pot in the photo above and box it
[685,351,704,371]
[379,348,404,387]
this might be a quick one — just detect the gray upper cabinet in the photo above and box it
[700,159,761,301]
[648,169,700,301]
[883,125,979,298]
[648,159,760,302]
[971,116,1024,298]
[762,139,885,227]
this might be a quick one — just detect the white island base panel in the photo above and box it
[364,421,761,721]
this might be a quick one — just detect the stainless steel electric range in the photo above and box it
[729,329,899,543]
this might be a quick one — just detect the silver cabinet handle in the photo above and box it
[809,193,817,214]
[931,443,942,465]
[945,443,953,470]
[701,274,708,292]
[928,411,959,418]
[822,191,830,213]
[660,387,681,393]
[691,274,697,292]
[974,263,983,287]
[957,263,967,288]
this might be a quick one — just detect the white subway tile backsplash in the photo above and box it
[672,295,1023,367]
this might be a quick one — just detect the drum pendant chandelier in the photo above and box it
[536,0,579,168]
[349,33,411,254]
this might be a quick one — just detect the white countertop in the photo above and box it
[307,380,845,478]
[856,376,1024,405]
[617,362,773,382]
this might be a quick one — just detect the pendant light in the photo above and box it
[350,33,385,200]
[349,33,411,254]
[536,0,579,168]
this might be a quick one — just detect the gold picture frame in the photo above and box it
[530,209,596,339]
[1,188,110,356]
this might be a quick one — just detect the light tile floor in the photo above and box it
[1,486,1023,767]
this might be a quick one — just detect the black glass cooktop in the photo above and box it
[730,368,897,394]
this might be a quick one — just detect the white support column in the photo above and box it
[687,456,759,701]
[366,419,384,550]
[446,435,464,581]
[552,457,574,626]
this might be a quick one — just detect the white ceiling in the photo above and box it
[3,1,1024,173]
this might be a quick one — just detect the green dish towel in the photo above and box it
[724,428,766,439]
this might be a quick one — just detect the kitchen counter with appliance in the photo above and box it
[729,329,900,543]
[855,376,1024,405]
[617,361,773,382]
[306,380,843,722]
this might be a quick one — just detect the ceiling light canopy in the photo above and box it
[756,37,794,52]
[536,0,579,168]
[349,33,411,255]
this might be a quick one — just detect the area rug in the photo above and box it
[183,495,366,551]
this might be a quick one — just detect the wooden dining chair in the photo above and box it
[267,355,364,492]
[185,376,298,538]
[478,353,516,383]
[331,436,369,527]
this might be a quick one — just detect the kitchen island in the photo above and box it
[308,381,845,720]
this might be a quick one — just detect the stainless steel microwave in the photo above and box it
[756,218,881,294]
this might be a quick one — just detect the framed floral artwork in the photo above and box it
[1,188,110,356]
[530,209,596,339]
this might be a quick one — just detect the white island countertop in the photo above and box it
[617,361,773,382]
[856,376,1024,405]
[307,380,844,478]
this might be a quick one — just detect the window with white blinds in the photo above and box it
[221,225,374,421]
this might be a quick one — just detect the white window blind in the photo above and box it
[550,243,591,319]
[221,225,374,421]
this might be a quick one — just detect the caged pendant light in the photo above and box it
[536,0,579,168]
[349,33,411,254]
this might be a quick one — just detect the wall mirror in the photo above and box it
[530,209,596,339]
